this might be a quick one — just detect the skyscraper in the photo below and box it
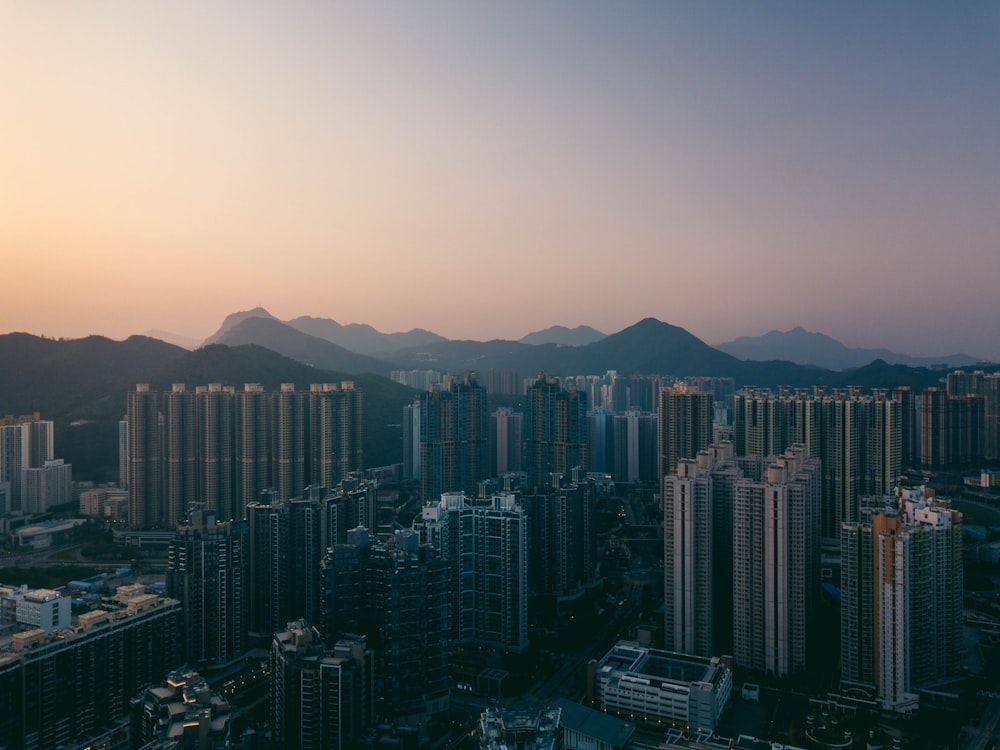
[362,534,451,718]
[731,446,820,677]
[236,383,270,519]
[163,383,198,528]
[309,382,363,490]
[733,386,901,541]
[167,508,248,668]
[20,459,72,514]
[524,480,598,600]
[419,491,528,652]
[490,407,523,476]
[127,384,163,528]
[526,374,588,491]
[662,457,714,657]
[657,384,713,482]
[841,487,962,712]
[125,382,363,528]
[661,442,746,657]
[270,622,373,750]
[197,382,237,521]
[273,383,307,503]
[418,375,488,501]
[920,387,985,470]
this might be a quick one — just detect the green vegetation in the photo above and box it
[949,498,1000,527]
[0,565,102,590]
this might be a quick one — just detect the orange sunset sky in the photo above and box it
[3,2,999,358]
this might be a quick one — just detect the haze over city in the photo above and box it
[3,2,999,358]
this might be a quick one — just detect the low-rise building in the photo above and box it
[555,699,634,750]
[592,641,732,733]
[14,587,71,632]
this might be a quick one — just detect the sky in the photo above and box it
[3,2,999,358]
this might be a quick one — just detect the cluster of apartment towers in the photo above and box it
[117,371,981,730]
[120,377,598,732]
[0,414,72,515]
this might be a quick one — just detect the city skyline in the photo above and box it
[3,3,999,358]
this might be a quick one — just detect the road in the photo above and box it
[0,542,127,569]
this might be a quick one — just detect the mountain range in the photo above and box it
[0,334,416,484]
[715,327,983,370]
[200,311,972,386]
[4,311,993,483]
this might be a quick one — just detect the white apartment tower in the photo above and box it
[732,445,820,676]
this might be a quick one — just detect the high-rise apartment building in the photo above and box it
[418,376,488,502]
[125,382,363,529]
[163,383,198,527]
[662,442,752,657]
[734,386,901,541]
[403,400,421,481]
[419,491,528,652]
[892,386,917,467]
[841,487,962,712]
[362,533,451,718]
[526,374,588,491]
[167,508,248,667]
[197,382,237,522]
[1,416,58,514]
[524,480,598,600]
[236,383,271,518]
[270,622,373,750]
[246,493,291,641]
[319,527,450,720]
[662,457,714,658]
[920,386,985,469]
[246,492,323,643]
[127,385,163,528]
[309,382,363,490]
[731,446,820,677]
[490,407,523,477]
[657,384,713,482]
[20,458,72,514]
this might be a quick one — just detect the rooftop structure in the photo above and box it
[555,698,634,750]
[478,705,562,750]
[130,669,231,749]
[592,641,732,733]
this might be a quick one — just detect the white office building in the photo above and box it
[592,641,732,733]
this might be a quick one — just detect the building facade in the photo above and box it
[526,375,588,491]
[731,446,820,677]
[592,641,732,733]
[657,385,713,483]
[125,382,363,529]
[0,588,182,750]
[841,486,963,712]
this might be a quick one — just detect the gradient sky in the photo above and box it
[3,2,999,358]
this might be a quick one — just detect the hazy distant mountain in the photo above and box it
[202,306,278,345]
[389,338,533,372]
[142,329,202,350]
[516,318,743,377]
[519,325,606,347]
[209,317,394,376]
[0,332,415,482]
[389,318,793,382]
[287,315,447,355]
[715,327,983,370]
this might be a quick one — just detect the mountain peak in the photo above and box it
[203,307,277,345]
[519,324,606,347]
